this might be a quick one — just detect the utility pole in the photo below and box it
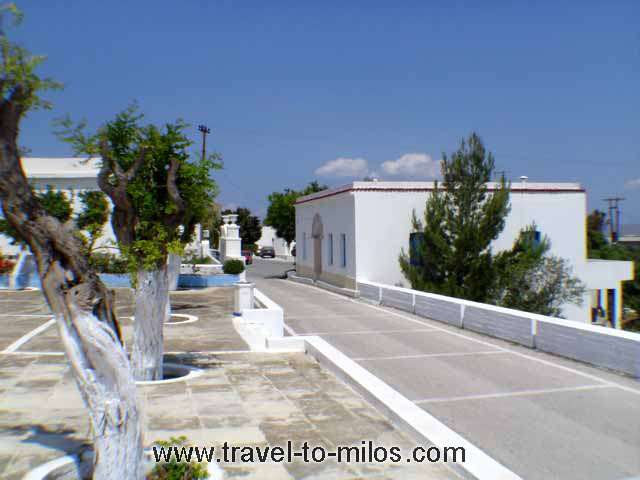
[198,124,211,161]
[603,197,625,242]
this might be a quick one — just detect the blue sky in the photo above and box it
[14,1,640,223]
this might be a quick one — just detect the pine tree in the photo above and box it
[399,133,510,302]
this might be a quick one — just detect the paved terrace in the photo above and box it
[0,288,453,479]
[248,259,640,480]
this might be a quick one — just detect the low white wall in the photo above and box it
[239,289,284,339]
[358,280,640,378]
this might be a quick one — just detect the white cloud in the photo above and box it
[381,153,440,178]
[315,157,369,177]
[624,178,640,190]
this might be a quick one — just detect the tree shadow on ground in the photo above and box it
[7,424,89,454]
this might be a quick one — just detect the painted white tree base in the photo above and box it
[23,447,225,480]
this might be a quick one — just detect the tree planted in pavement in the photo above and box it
[0,8,143,478]
[58,107,221,381]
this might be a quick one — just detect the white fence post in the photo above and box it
[234,282,255,316]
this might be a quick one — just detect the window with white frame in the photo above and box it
[328,233,333,265]
[340,233,346,267]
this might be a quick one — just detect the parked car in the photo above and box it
[259,246,276,258]
[291,245,296,257]
[242,250,253,265]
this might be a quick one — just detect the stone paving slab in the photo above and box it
[0,289,454,479]
[5,287,247,354]
[0,353,455,479]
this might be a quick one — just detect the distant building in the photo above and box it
[295,181,634,327]
[620,224,640,248]
[0,157,207,258]
[257,226,293,257]
[0,157,117,256]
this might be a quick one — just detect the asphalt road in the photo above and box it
[247,258,640,480]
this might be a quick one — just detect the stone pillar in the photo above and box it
[234,282,255,316]
[220,214,243,262]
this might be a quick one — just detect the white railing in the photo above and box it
[358,280,640,378]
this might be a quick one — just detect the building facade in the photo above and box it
[0,157,118,256]
[295,181,634,326]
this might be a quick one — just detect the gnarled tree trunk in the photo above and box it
[0,91,143,479]
[131,265,169,381]
[58,289,143,479]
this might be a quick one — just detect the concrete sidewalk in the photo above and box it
[249,273,640,480]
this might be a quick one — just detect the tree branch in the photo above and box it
[125,147,146,181]
[166,156,184,212]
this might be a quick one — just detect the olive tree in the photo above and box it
[0,8,143,478]
[59,107,220,380]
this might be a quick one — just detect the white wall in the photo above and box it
[0,177,117,257]
[257,226,291,256]
[295,192,357,283]
[349,183,632,323]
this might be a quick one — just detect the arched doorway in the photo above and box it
[311,213,323,281]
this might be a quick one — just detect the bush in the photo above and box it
[147,436,208,480]
[184,254,214,265]
[89,252,128,274]
[223,259,245,274]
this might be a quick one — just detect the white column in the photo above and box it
[234,282,255,316]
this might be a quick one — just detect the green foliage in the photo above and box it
[586,209,640,316]
[0,4,62,114]
[0,185,73,245]
[221,207,261,247]
[183,254,214,265]
[88,252,128,274]
[76,190,110,253]
[38,185,73,222]
[264,181,327,245]
[399,133,510,302]
[587,209,608,253]
[148,436,208,480]
[492,225,585,317]
[56,105,221,273]
[222,259,245,274]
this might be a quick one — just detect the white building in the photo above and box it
[0,157,117,256]
[0,157,221,260]
[295,181,634,327]
[257,225,293,257]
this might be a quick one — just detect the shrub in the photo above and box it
[223,259,245,274]
[89,252,128,274]
[147,436,208,480]
[184,254,214,265]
